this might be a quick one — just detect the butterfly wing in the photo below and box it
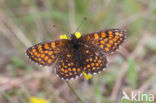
[79,29,127,53]
[26,29,127,80]
[55,41,107,80]
[26,39,69,66]
[78,43,107,75]
[55,43,82,80]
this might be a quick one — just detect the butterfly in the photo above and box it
[26,29,127,80]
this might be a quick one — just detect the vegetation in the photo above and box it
[0,0,156,103]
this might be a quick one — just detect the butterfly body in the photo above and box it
[70,34,79,49]
[26,29,127,80]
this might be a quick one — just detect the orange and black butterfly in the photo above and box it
[26,29,127,80]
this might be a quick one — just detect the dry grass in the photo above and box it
[0,0,156,103]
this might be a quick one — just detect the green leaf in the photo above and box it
[94,83,103,103]
[146,36,156,52]
[123,0,141,14]
[11,57,25,68]
[127,57,138,88]
[121,99,136,103]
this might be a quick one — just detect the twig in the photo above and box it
[0,10,32,48]
[34,12,44,42]
[0,11,21,48]
[6,17,32,48]
[66,1,84,103]
[0,23,20,48]
[115,11,148,28]
[65,81,84,103]
[110,32,149,102]
[0,70,52,94]
[68,0,76,33]
[138,75,156,92]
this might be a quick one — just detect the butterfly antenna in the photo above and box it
[75,17,87,33]
[52,24,70,35]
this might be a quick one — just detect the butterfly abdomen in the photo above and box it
[70,36,84,67]
[72,38,79,49]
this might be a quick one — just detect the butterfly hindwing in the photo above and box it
[55,43,82,80]
[79,29,127,53]
[55,42,107,80]
[26,39,68,66]
[78,43,107,75]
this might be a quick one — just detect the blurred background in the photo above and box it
[0,0,156,103]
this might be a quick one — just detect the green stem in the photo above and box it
[65,81,84,103]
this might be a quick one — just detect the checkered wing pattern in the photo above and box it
[78,43,107,75]
[26,39,68,66]
[79,29,127,53]
[26,29,127,80]
[55,44,82,80]
[55,43,107,80]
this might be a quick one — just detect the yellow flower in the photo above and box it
[29,97,46,103]
[82,71,92,80]
[60,34,68,39]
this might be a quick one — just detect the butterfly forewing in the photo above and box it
[79,29,127,53]
[26,39,68,66]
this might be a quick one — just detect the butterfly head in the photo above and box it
[60,32,81,40]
